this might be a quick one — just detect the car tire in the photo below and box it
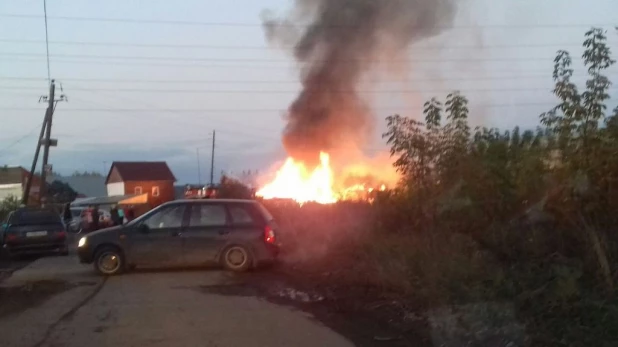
[93,246,124,276]
[221,245,252,272]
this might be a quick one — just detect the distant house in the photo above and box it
[105,162,176,208]
[0,166,41,203]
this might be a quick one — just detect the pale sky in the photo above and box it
[0,0,616,183]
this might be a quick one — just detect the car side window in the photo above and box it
[229,205,257,226]
[189,204,227,227]
[143,206,185,230]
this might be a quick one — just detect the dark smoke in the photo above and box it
[263,0,458,165]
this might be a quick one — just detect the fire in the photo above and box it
[256,152,392,204]
[256,152,337,204]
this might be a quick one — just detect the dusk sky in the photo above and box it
[0,0,617,184]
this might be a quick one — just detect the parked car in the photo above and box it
[2,207,69,257]
[77,199,281,275]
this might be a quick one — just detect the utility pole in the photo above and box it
[209,130,215,186]
[39,80,57,203]
[23,80,59,205]
[196,148,201,185]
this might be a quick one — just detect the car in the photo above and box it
[2,207,69,257]
[77,199,281,275]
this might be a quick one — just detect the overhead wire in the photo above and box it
[0,74,601,83]
[0,51,599,63]
[0,85,614,94]
[0,121,44,157]
[0,38,613,50]
[0,13,614,29]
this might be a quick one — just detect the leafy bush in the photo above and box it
[0,195,20,222]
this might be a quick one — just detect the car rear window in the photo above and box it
[254,202,274,221]
[9,209,61,225]
[228,205,258,225]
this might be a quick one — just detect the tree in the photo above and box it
[217,175,254,199]
[0,195,21,221]
[71,171,103,177]
[46,180,78,203]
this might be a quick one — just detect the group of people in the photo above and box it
[62,203,136,233]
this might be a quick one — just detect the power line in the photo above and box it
[0,102,567,112]
[3,57,598,71]
[42,0,51,83]
[0,51,596,63]
[0,73,614,84]
[0,121,44,157]
[1,86,615,94]
[0,13,614,29]
[0,38,613,50]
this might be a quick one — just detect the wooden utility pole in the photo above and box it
[196,148,202,185]
[23,80,58,205]
[39,80,57,202]
[210,130,215,186]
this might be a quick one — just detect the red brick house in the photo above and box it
[105,162,176,208]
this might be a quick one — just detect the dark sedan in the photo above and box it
[2,207,69,257]
[77,199,281,275]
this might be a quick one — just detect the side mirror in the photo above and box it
[138,224,150,234]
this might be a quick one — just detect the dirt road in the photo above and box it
[0,257,353,347]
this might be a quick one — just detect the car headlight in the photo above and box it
[78,237,87,247]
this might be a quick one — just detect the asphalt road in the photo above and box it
[5,257,353,347]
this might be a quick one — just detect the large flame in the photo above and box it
[256,152,337,204]
[256,151,390,204]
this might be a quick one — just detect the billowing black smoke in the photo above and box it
[264,0,457,165]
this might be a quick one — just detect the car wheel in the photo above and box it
[94,246,124,276]
[221,245,252,272]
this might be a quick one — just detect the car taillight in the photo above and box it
[6,233,17,242]
[57,231,67,239]
[264,225,276,244]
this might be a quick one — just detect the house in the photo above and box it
[0,166,41,203]
[105,162,176,208]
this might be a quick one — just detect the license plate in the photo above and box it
[26,231,48,237]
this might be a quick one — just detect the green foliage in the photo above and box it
[0,195,21,222]
[46,180,78,203]
[217,175,254,199]
[377,28,618,345]
[71,171,103,177]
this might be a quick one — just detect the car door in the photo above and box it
[182,203,229,266]
[126,204,187,268]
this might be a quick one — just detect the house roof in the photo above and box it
[0,166,27,185]
[106,162,176,184]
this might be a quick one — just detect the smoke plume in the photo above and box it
[263,0,458,164]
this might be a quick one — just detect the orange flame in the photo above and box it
[256,152,337,204]
[256,151,392,204]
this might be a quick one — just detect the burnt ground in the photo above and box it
[201,265,433,347]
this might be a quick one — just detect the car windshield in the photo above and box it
[9,209,61,225]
